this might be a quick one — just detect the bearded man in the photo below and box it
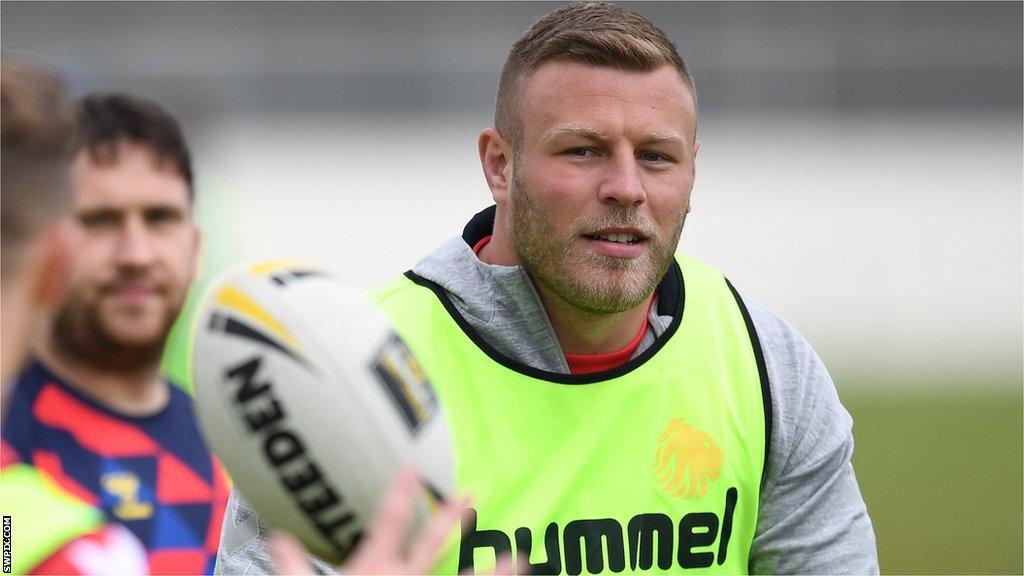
[3,93,229,574]
[220,2,878,574]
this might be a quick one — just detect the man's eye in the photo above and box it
[567,147,594,157]
[80,212,119,228]
[639,151,670,163]
[146,208,182,225]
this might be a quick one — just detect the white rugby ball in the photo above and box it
[190,261,454,564]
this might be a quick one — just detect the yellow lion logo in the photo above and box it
[653,418,724,499]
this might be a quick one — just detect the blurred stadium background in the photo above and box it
[4,2,1021,573]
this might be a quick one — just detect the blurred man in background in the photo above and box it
[2,93,229,574]
[1,62,149,575]
[222,3,877,574]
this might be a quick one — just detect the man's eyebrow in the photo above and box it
[76,205,122,216]
[544,125,609,143]
[640,132,687,147]
[544,126,688,148]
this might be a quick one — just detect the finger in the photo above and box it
[406,492,472,570]
[268,531,316,575]
[358,466,421,563]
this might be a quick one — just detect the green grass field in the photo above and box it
[843,387,1023,574]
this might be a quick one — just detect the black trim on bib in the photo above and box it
[403,261,685,385]
[724,278,773,489]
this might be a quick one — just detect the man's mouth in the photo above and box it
[105,283,161,300]
[116,286,153,296]
[580,228,650,258]
[583,229,648,245]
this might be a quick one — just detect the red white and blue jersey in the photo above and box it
[2,360,230,574]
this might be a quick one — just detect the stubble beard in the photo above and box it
[52,285,181,372]
[507,168,685,315]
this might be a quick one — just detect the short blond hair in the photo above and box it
[495,1,696,148]
[1,62,76,278]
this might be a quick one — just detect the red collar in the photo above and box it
[564,298,652,375]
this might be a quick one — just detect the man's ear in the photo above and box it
[33,222,71,309]
[478,128,513,206]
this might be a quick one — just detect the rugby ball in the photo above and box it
[190,261,454,564]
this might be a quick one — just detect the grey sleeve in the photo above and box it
[745,298,879,575]
[214,488,337,575]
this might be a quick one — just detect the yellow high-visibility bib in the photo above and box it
[372,254,770,575]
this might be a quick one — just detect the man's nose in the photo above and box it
[598,151,647,208]
[116,217,156,267]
